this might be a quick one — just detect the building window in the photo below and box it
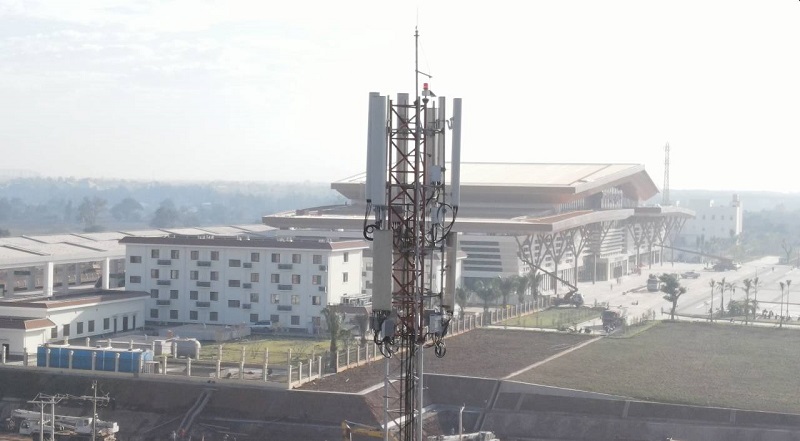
[229,259,241,267]
[190,271,199,280]
[271,294,280,304]
[51,327,58,339]
[250,313,259,323]
[228,300,240,308]
[151,249,159,258]
[228,279,241,287]
[270,314,279,323]
[271,253,280,263]
[343,252,349,263]
[210,271,219,281]
[251,252,260,262]
[291,316,300,326]
[77,322,84,334]
[190,290,198,300]
[211,251,219,261]
[343,272,349,283]
[250,273,260,283]
[292,274,301,284]
[129,276,141,284]
[151,269,159,279]
[170,290,179,299]
[130,256,142,264]
[190,311,198,320]
[170,270,179,279]
[190,250,199,260]
[210,312,218,321]
[270,274,280,283]
[210,292,219,301]
[170,310,178,320]
[312,296,321,305]
[291,295,300,305]
[312,275,322,285]
[150,309,158,319]
[292,254,301,264]
[313,254,322,264]
[150,289,159,299]
[103,318,110,330]
[171,250,180,259]
[250,292,259,303]
[62,324,70,337]
[88,320,95,332]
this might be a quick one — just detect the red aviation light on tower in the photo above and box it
[422,82,436,97]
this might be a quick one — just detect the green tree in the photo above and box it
[474,278,500,314]
[717,277,727,316]
[660,273,687,320]
[321,306,351,371]
[150,199,181,228]
[354,313,369,346]
[528,272,543,303]
[111,197,144,222]
[76,196,107,230]
[742,278,753,325]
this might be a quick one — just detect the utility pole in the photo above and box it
[92,381,97,441]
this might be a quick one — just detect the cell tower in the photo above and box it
[663,142,670,206]
[362,28,462,441]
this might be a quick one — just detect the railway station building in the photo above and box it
[262,163,695,297]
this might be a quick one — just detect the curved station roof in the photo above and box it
[264,162,693,234]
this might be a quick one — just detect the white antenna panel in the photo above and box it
[365,92,387,206]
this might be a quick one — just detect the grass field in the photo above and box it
[499,307,603,329]
[515,321,800,413]
[198,336,331,364]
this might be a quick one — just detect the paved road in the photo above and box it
[561,255,800,328]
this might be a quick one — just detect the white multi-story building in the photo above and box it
[680,195,743,247]
[120,236,368,334]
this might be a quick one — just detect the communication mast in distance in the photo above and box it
[362,29,463,441]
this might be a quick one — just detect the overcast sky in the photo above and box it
[1,1,798,192]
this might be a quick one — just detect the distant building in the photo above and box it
[679,194,743,249]
[0,289,148,358]
[120,235,368,334]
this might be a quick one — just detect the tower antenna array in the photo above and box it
[363,28,462,441]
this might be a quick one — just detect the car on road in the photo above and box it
[681,271,701,279]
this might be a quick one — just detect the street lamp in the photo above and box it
[779,282,785,328]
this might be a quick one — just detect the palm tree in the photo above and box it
[474,278,500,314]
[725,282,738,316]
[515,274,530,305]
[660,273,687,320]
[742,278,752,325]
[528,272,543,305]
[708,279,716,322]
[752,277,760,322]
[455,286,470,316]
[717,277,726,317]
[497,276,518,309]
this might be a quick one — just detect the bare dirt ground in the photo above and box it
[298,328,593,393]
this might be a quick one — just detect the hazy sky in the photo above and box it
[1,1,798,192]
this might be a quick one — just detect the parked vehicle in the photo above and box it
[681,271,700,279]
[601,308,626,332]
[647,274,662,292]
